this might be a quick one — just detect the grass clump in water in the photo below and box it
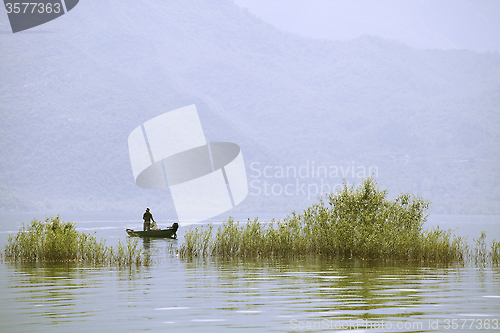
[180,177,493,263]
[491,238,500,264]
[4,215,151,266]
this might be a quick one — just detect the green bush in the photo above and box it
[4,215,151,266]
[180,178,495,263]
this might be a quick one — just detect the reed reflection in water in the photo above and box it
[1,238,499,332]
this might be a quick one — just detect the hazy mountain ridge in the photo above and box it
[234,0,500,53]
[0,0,499,214]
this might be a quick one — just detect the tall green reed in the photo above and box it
[4,215,151,266]
[491,238,500,264]
[180,178,497,263]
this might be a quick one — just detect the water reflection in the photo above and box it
[1,261,151,331]
[139,236,178,257]
[182,259,500,331]
[6,262,93,323]
[1,238,499,332]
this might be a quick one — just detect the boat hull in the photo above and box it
[126,228,177,239]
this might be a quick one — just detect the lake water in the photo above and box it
[0,213,499,332]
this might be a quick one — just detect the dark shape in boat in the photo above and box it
[126,223,179,239]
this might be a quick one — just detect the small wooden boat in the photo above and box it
[126,223,178,239]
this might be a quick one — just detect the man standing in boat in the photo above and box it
[143,208,155,231]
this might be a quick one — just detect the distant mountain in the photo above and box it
[1,0,499,215]
[234,0,500,53]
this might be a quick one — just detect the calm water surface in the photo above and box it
[0,213,499,332]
